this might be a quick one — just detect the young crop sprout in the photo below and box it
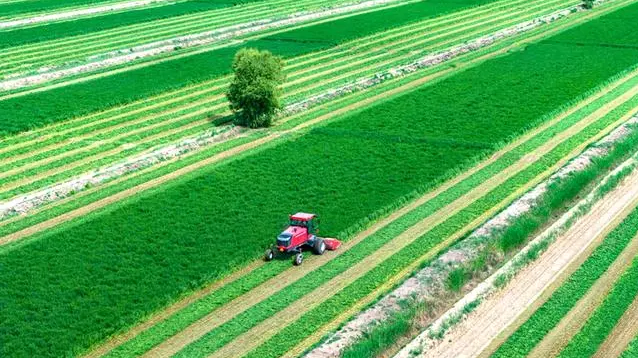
[227,48,285,128]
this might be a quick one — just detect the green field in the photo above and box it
[3,5,638,355]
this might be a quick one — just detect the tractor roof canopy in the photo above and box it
[290,212,316,221]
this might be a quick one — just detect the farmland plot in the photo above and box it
[0,0,576,209]
[2,3,638,356]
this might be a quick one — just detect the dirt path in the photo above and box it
[593,295,638,358]
[413,167,638,358]
[528,226,638,357]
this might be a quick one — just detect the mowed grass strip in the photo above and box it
[3,3,638,356]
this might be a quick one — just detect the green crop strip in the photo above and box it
[623,335,638,357]
[0,0,498,136]
[491,208,638,357]
[0,1,249,49]
[558,257,638,357]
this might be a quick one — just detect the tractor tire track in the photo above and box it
[593,295,638,358]
[162,64,638,358]
[416,167,638,358]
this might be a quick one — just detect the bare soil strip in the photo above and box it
[419,167,638,358]
[593,295,638,358]
[528,230,638,356]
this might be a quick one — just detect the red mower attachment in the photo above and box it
[323,238,341,250]
[264,213,341,266]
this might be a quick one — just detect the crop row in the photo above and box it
[0,0,561,203]
[558,256,638,357]
[0,0,381,78]
[0,0,240,49]
[0,0,126,17]
[0,0,347,78]
[490,204,638,357]
[2,4,637,355]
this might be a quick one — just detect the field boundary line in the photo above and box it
[593,294,638,358]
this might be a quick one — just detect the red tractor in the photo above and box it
[264,212,341,265]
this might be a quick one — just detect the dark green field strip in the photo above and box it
[0,1,241,49]
[623,335,638,357]
[0,0,497,136]
[490,207,638,358]
[558,256,638,358]
[0,0,257,18]
[2,5,638,355]
[0,0,120,17]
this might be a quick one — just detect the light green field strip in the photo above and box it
[0,0,390,78]
[0,0,571,205]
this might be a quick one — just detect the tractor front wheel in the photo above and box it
[313,239,326,255]
[264,248,275,262]
[293,253,304,266]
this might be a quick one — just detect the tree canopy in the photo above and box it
[226,48,285,128]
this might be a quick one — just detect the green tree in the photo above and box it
[583,0,594,9]
[227,48,285,128]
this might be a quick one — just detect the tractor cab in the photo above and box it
[265,212,340,266]
[276,212,319,250]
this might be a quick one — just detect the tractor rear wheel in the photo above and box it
[313,239,326,255]
[264,248,275,261]
[293,253,304,266]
